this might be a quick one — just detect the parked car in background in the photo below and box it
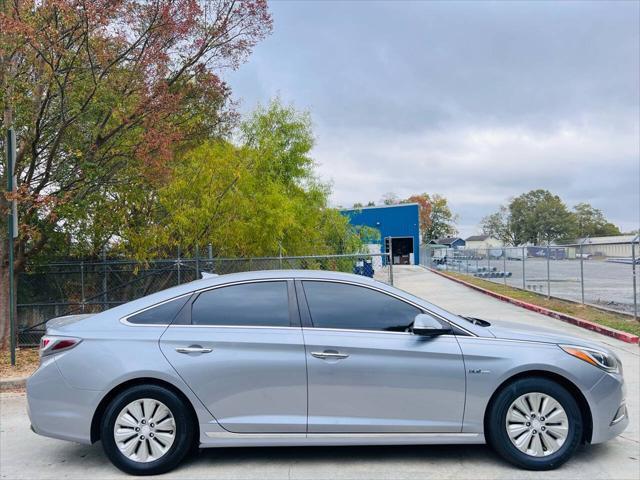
[27,270,628,475]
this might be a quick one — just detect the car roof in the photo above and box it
[181,269,384,294]
[193,268,378,285]
[90,269,382,322]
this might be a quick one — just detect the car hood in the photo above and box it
[483,318,607,350]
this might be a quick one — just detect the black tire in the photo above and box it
[100,384,195,475]
[486,377,583,470]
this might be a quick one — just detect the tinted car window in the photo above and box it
[127,296,189,325]
[192,281,290,327]
[302,281,421,331]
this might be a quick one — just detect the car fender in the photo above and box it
[457,337,605,434]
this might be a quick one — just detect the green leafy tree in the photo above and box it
[480,205,518,245]
[354,225,381,244]
[423,194,457,241]
[125,100,364,259]
[482,194,621,246]
[508,190,575,244]
[572,203,621,238]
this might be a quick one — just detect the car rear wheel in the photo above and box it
[486,377,583,470]
[101,384,194,475]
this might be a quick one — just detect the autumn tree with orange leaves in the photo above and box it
[0,0,272,346]
[402,194,432,242]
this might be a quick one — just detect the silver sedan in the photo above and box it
[27,270,628,475]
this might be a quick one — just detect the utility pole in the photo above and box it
[3,0,18,364]
[546,241,551,299]
[6,128,17,365]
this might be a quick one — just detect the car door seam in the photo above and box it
[294,280,311,436]
[157,327,228,431]
[451,333,469,434]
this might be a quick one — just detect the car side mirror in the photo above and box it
[412,313,453,336]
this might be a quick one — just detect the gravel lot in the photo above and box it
[1,266,638,480]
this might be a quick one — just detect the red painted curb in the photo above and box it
[429,268,640,345]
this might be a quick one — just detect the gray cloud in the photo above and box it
[226,0,640,236]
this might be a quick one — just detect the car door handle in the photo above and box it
[311,351,349,360]
[175,345,213,354]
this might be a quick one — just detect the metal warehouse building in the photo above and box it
[575,235,638,258]
[341,203,421,265]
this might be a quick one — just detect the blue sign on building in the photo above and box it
[341,204,421,265]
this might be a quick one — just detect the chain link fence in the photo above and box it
[420,241,639,320]
[17,252,393,346]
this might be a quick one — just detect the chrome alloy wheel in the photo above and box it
[505,392,569,457]
[113,398,176,463]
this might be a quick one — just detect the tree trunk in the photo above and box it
[0,237,19,351]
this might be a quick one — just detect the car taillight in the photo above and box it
[40,336,82,357]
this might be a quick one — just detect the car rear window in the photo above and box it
[127,296,190,325]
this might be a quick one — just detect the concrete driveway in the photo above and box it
[1,266,638,479]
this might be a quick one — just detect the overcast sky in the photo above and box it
[225,0,640,237]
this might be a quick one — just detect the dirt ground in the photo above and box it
[0,347,39,380]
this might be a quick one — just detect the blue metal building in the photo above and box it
[341,203,421,265]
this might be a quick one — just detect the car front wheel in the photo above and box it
[486,377,583,470]
[100,384,195,475]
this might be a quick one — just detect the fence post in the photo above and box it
[522,246,526,291]
[487,249,491,275]
[546,242,551,299]
[503,248,507,285]
[632,238,638,322]
[278,242,283,269]
[580,240,585,305]
[102,246,108,311]
[177,246,181,285]
[466,252,469,274]
[80,261,85,312]
[195,244,200,279]
[389,255,394,285]
[208,243,213,272]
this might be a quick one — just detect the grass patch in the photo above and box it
[442,271,640,337]
[1,347,39,380]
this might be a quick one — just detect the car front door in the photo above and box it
[299,280,466,433]
[160,279,307,433]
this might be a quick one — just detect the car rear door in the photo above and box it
[298,279,466,433]
[160,279,307,433]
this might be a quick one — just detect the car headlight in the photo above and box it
[559,344,620,374]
